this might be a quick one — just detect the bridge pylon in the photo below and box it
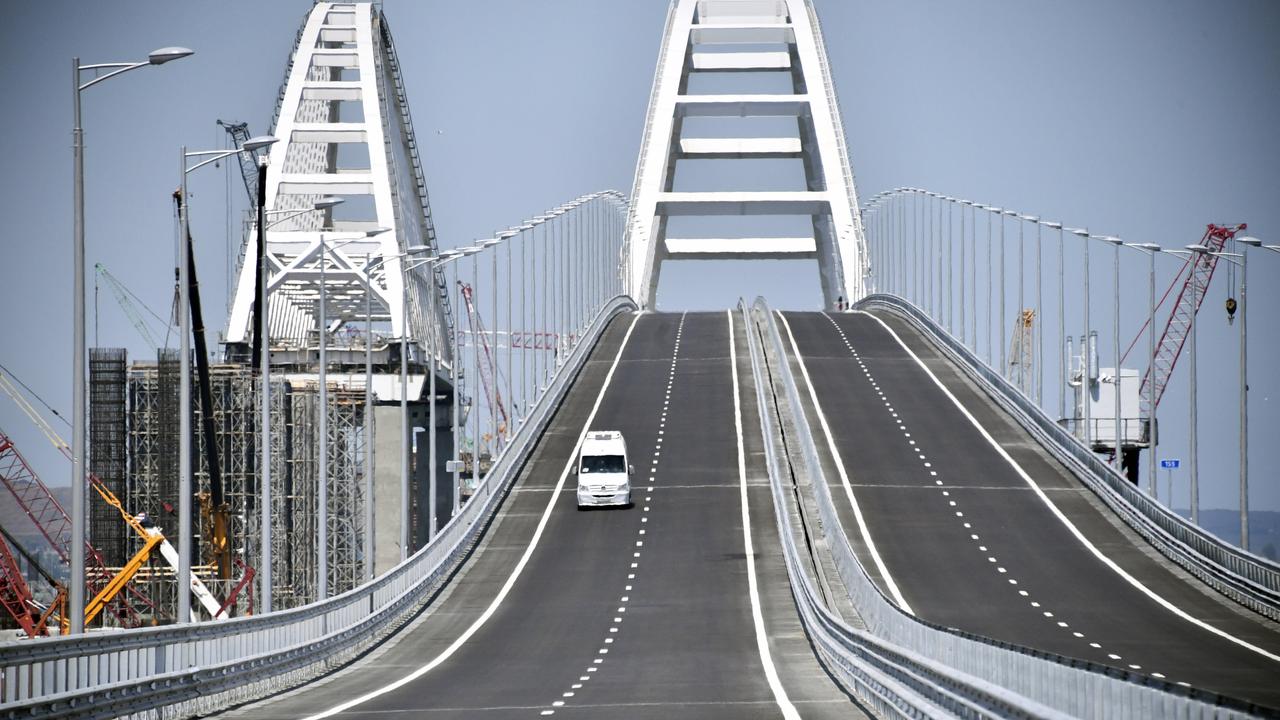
[625,0,868,309]
[224,1,451,375]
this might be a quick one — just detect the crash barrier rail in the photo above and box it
[743,297,1261,718]
[856,294,1280,623]
[0,297,638,720]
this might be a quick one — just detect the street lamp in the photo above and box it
[1020,215,1042,404]
[258,196,341,611]
[478,238,502,465]
[314,228,386,598]
[446,246,483,519]
[356,241,427,577]
[1167,244,1210,525]
[1040,221,1064,420]
[1068,228,1092,449]
[1121,242,1161,498]
[1209,238,1257,550]
[179,136,278,623]
[69,45,193,634]
[1098,236,1124,473]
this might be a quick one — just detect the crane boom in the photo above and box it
[1135,223,1244,418]
[95,263,169,349]
[216,119,260,207]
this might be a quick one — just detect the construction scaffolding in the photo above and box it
[88,348,128,568]
[124,359,368,614]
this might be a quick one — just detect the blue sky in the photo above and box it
[1,1,1277,529]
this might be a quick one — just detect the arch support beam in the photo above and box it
[625,0,867,309]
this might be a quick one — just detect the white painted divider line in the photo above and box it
[303,314,643,720]
[729,310,800,720]
[774,311,915,615]
[855,310,1280,665]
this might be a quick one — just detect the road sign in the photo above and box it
[1160,459,1181,469]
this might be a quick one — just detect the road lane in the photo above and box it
[781,309,1280,709]
[219,312,862,719]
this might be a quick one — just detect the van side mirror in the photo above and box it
[629,465,635,475]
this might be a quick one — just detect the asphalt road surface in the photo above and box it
[780,309,1280,710]
[216,312,863,719]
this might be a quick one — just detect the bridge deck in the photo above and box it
[781,310,1280,710]
[216,312,863,719]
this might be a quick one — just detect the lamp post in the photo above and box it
[70,45,192,634]
[958,198,966,345]
[1208,239,1258,549]
[1041,222,1064,419]
[179,136,278,623]
[1100,236,1124,472]
[479,239,502,463]
[386,247,459,548]
[1021,216,1042,404]
[257,197,340,607]
[313,228,385,596]
[1068,228,1092,448]
[1120,242,1161,497]
[446,247,482,518]
[965,201,977,351]
[984,206,997,366]
[1176,244,1211,525]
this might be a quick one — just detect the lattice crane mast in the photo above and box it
[1122,223,1245,420]
[0,523,66,638]
[1007,309,1036,395]
[216,119,261,207]
[94,262,171,349]
[457,282,509,447]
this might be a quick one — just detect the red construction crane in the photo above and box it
[0,530,40,636]
[0,427,162,627]
[457,282,509,443]
[1122,223,1246,419]
[0,522,67,638]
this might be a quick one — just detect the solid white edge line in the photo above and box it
[855,310,1280,665]
[302,314,644,720]
[729,310,800,720]
[776,311,915,614]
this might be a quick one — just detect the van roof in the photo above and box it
[582,430,626,456]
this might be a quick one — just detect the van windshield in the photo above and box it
[580,454,626,474]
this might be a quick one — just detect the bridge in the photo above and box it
[2,1,1279,718]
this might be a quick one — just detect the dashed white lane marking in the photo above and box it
[854,310,1280,667]
[303,315,643,720]
[822,313,1165,675]
[543,314,687,716]
[729,310,801,718]
[775,311,915,614]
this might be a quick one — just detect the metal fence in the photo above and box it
[742,297,1261,719]
[857,294,1280,622]
[0,297,637,720]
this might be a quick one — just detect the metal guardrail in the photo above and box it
[743,297,1261,719]
[0,296,638,720]
[857,294,1280,623]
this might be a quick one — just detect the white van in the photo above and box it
[576,430,633,509]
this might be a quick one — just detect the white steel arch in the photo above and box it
[225,2,449,370]
[625,0,868,309]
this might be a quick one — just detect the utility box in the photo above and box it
[1073,367,1146,451]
